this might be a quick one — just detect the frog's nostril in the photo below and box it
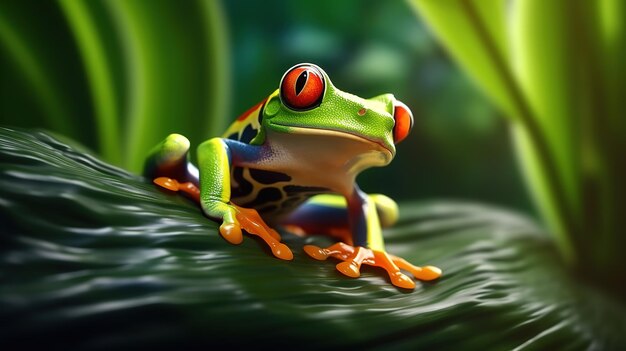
[357,108,366,116]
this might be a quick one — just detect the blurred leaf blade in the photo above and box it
[600,0,626,140]
[508,0,583,263]
[510,0,625,275]
[407,0,517,120]
[511,125,570,260]
[58,0,122,166]
[106,0,230,171]
[409,0,576,263]
[0,10,75,137]
[199,0,230,136]
[511,0,585,222]
[107,0,158,170]
[596,0,626,273]
[411,0,626,290]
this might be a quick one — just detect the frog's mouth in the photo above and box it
[269,123,395,157]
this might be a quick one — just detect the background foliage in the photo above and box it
[410,0,626,295]
[0,0,531,212]
[1,0,625,348]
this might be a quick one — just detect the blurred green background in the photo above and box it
[0,0,533,215]
[2,1,626,346]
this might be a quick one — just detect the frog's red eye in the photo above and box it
[393,101,413,144]
[280,64,325,111]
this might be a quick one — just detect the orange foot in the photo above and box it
[228,205,292,260]
[154,177,292,261]
[304,242,442,289]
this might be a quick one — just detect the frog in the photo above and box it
[144,63,441,289]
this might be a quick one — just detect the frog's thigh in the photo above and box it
[281,193,399,241]
[368,194,399,228]
[144,133,199,184]
[281,194,349,240]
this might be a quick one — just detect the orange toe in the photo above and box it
[154,177,180,191]
[304,245,328,260]
[336,261,361,278]
[231,204,294,261]
[219,222,243,245]
[416,265,442,281]
[268,229,281,241]
[271,242,294,261]
[390,271,416,289]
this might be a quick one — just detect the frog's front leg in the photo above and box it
[195,138,293,260]
[299,188,441,289]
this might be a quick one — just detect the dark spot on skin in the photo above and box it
[284,185,329,195]
[231,167,252,198]
[249,168,292,184]
[239,124,256,144]
[242,187,282,208]
[295,71,308,96]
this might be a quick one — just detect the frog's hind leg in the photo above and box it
[281,193,399,242]
[144,134,200,201]
[290,193,441,288]
[281,194,353,243]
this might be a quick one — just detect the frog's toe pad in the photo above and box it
[303,245,329,260]
[390,272,416,289]
[271,243,294,261]
[305,242,442,289]
[219,222,243,245]
[336,261,361,278]
[230,204,293,260]
[389,254,442,282]
[154,177,180,191]
[418,265,442,281]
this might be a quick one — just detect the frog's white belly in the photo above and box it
[255,129,391,194]
[229,129,392,220]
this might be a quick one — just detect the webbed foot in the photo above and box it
[154,177,200,202]
[154,177,292,261]
[229,204,293,260]
[304,242,441,289]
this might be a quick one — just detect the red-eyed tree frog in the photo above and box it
[144,63,441,289]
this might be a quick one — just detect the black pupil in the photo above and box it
[295,71,308,96]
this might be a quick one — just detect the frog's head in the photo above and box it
[259,63,413,167]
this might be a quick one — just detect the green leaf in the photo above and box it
[510,0,581,227]
[106,0,230,171]
[510,0,626,278]
[599,0,626,137]
[408,0,626,274]
[408,0,577,266]
[58,0,122,166]
[0,0,230,172]
[1,128,625,349]
[407,0,517,119]
[0,7,75,137]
